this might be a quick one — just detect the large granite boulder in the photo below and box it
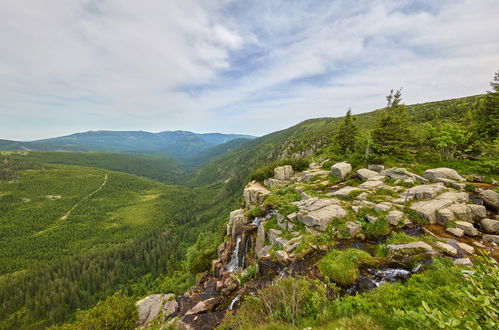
[481,218,499,234]
[387,242,435,259]
[331,162,352,180]
[380,167,428,183]
[477,189,499,211]
[404,183,445,201]
[424,168,465,182]
[357,168,380,180]
[293,198,347,231]
[274,165,294,180]
[227,209,246,238]
[136,293,176,326]
[243,182,271,208]
[410,199,455,224]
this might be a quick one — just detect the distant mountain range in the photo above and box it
[0,130,255,159]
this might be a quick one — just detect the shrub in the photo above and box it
[318,249,375,286]
[264,187,300,216]
[363,218,390,240]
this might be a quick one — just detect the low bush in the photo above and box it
[264,186,300,216]
[318,249,375,286]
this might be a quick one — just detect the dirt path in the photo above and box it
[60,174,108,220]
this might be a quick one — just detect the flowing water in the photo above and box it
[226,236,242,272]
[228,295,241,310]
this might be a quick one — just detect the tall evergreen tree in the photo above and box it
[372,88,413,157]
[335,108,358,154]
[476,70,499,141]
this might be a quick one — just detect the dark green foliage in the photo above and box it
[372,89,413,157]
[0,155,40,181]
[476,70,499,142]
[250,158,309,182]
[264,186,300,216]
[318,249,375,286]
[335,108,359,155]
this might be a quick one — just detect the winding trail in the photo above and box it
[60,174,108,220]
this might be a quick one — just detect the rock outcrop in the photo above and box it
[331,162,352,180]
[243,182,270,209]
[293,198,347,231]
[136,294,176,326]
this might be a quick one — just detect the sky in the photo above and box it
[1,0,498,140]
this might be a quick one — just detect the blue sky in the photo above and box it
[1,0,498,140]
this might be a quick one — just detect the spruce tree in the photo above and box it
[372,88,413,157]
[335,108,358,154]
[476,71,499,141]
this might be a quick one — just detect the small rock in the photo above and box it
[424,168,465,182]
[480,218,499,234]
[366,215,378,223]
[331,162,352,180]
[386,210,404,226]
[345,221,362,237]
[456,242,475,255]
[351,205,360,214]
[436,208,454,225]
[360,180,384,189]
[453,258,473,266]
[381,167,428,183]
[357,168,380,180]
[446,227,464,238]
[434,241,458,256]
[454,221,474,230]
[274,165,294,180]
[483,234,499,244]
[368,164,385,172]
[374,202,392,212]
[330,186,363,198]
[357,192,368,200]
[387,241,434,259]
[275,250,289,262]
[472,241,486,249]
[301,192,312,200]
[185,297,220,316]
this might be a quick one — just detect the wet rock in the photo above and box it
[243,182,271,209]
[330,186,363,198]
[227,209,246,238]
[381,167,428,183]
[387,210,404,226]
[357,168,380,180]
[387,242,435,259]
[368,164,385,172]
[446,227,464,238]
[136,293,175,326]
[483,234,499,244]
[274,165,294,180]
[346,221,362,237]
[331,162,352,180]
[360,180,384,189]
[434,242,457,256]
[185,297,220,316]
[477,189,499,211]
[424,168,465,182]
[404,183,445,201]
[410,199,454,224]
[456,242,475,254]
[481,218,499,234]
[453,258,473,266]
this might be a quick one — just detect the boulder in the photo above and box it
[227,209,246,238]
[346,221,362,237]
[435,192,469,203]
[275,250,289,262]
[387,242,434,259]
[268,229,282,246]
[453,258,473,266]
[374,202,393,212]
[455,221,479,236]
[410,199,455,224]
[380,167,428,183]
[274,165,294,180]
[434,241,457,256]
[446,227,464,238]
[255,223,266,258]
[243,182,271,209]
[423,168,465,182]
[136,294,175,326]
[294,198,347,231]
[263,178,288,188]
[483,234,499,244]
[331,162,352,180]
[447,204,473,222]
[456,242,475,255]
[436,208,455,225]
[481,218,499,234]
[386,210,404,226]
[404,183,445,201]
[368,164,385,172]
[477,189,499,211]
[467,204,487,221]
[302,170,330,182]
[357,168,380,180]
[359,180,384,189]
[330,186,363,198]
[185,297,220,316]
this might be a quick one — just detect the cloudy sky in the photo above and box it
[1,0,498,140]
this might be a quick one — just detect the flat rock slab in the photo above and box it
[357,168,380,180]
[424,168,465,182]
[243,182,271,208]
[387,241,434,259]
[294,198,347,231]
[446,227,464,237]
[330,186,363,198]
[136,293,176,325]
[453,258,473,266]
[410,199,455,224]
[434,241,457,256]
[481,218,499,234]
[404,183,445,201]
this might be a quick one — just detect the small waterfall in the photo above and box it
[249,216,265,227]
[372,268,410,286]
[226,236,242,272]
[228,295,241,310]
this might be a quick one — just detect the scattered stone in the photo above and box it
[453,258,473,266]
[330,186,363,198]
[185,297,220,316]
[374,202,392,212]
[435,192,469,203]
[434,241,458,256]
[483,234,499,244]
[368,164,385,172]
[467,204,487,221]
[446,227,464,238]
[481,218,499,234]
[472,241,486,249]
[295,198,347,231]
[436,208,455,225]
[387,241,434,259]
[410,199,455,224]
[301,191,312,200]
[357,192,368,200]
[366,215,378,223]
[476,189,499,211]
[404,183,445,200]
[346,221,362,237]
[351,206,360,214]
[274,165,294,180]
[454,221,480,236]
[359,180,384,189]
[357,168,380,180]
[435,177,466,190]
[386,210,404,226]
[456,242,475,255]
[275,250,289,262]
[243,182,271,208]
[381,167,428,183]
[287,212,297,220]
[268,229,282,246]
[423,168,465,182]
[302,170,330,182]
[263,178,288,188]
[447,204,473,222]
[331,162,352,180]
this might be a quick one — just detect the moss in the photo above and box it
[264,186,300,216]
[386,232,440,245]
[318,249,375,286]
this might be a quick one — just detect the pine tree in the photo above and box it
[372,88,413,157]
[335,108,358,154]
[476,71,499,141]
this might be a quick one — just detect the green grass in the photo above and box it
[318,248,376,286]
[386,232,440,245]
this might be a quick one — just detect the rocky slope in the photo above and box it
[135,162,499,329]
